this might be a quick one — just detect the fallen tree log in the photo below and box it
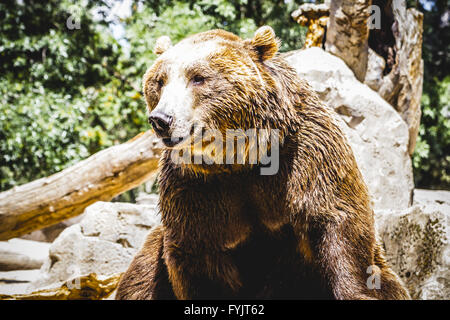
[0,131,163,241]
[0,273,121,300]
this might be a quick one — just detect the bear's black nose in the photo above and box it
[148,111,173,137]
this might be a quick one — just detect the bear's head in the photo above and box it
[143,26,301,173]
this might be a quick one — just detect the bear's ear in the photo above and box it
[154,36,172,55]
[246,26,280,61]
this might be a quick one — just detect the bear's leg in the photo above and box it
[163,246,242,299]
[298,221,410,300]
[376,267,411,299]
[373,243,411,299]
[303,220,382,300]
[116,225,175,300]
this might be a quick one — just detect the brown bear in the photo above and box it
[116,26,410,300]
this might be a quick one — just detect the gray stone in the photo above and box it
[364,49,386,92]
[286,47,414,211]
[0,239,50,271]
[413,189,450,207]
[0,270,41,295]
[375,189,449,300]
[136,193,159,206]
[29,201,160,291]
[21,214,85,243]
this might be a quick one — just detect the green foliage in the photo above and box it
[413,76,450,189]
[0,0,148,191]
[409,0,450,189]
[0,81,87,188]
[122,2,218,83]
[0,0,119,95]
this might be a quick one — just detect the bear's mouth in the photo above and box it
[162,137,184,147]
[161,124,196,148]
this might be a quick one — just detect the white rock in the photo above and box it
[364,49,386,92]
[29,201,160,292]
[0,239,50,271]
[0,270,42,295]
[286,47,414,211]
[21,214,85,243]
[413,189,450,207]
[135,193,159,206]
[375,189,449,300]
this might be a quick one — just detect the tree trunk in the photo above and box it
[325,0,371,82]
[365,0,424,155]
[0,131,163,241]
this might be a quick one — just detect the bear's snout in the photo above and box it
[148,111,173,138]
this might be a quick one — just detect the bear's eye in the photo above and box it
[156,79,164,88]
[192,75,205,86]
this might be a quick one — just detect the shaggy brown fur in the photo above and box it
[116,27,410,300]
